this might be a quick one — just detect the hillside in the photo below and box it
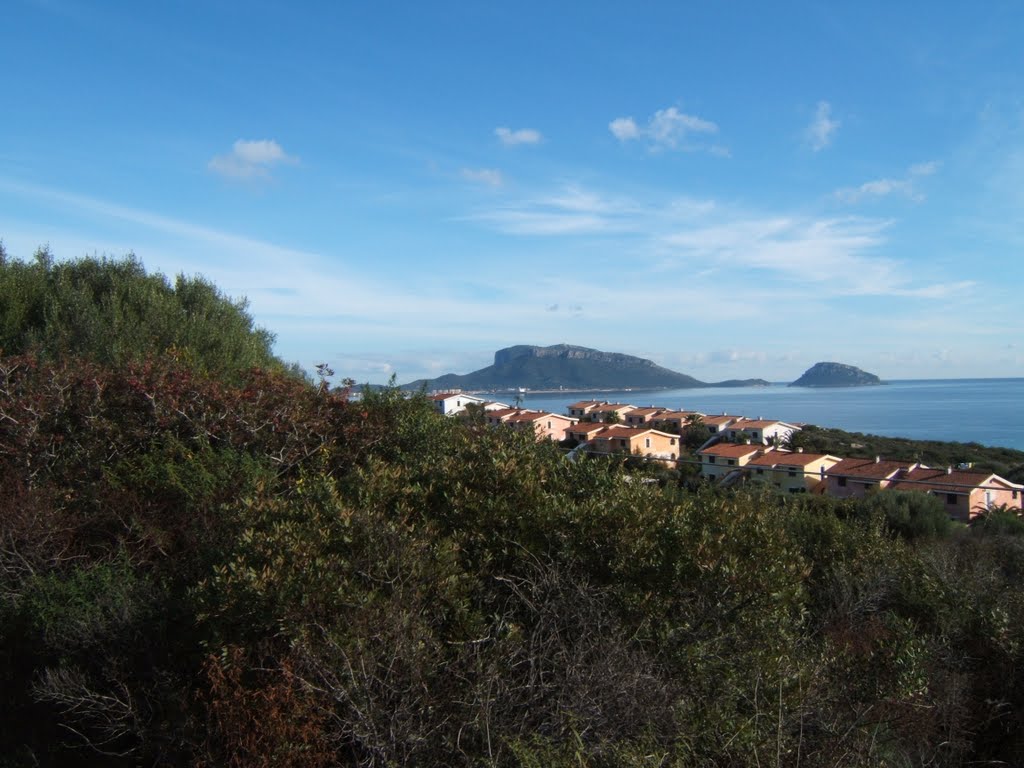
[401,343,769,391]
[790,361,882,387]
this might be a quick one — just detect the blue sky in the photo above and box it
[2,1,1022,383]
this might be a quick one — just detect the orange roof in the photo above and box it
[487,408,521,419]
[568,422,609,436]
[773,452,840,467]
[590,402,635,413]
[699,443,765,459]
[627,407,664,417]
[890,467,1021,495]
[656,410,704,420]
[826,457,914,480]
[747,452,786,467]
[702,414,738,426]
[567,400,606,410]
[731,419,795,430]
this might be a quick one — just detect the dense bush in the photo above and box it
[0,247,287,380]
[5,255,1024,765]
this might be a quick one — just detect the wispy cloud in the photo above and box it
[609,106,720,152]
[208,139,298,180]
[495,126,542,146]
[806,101,839,151]
[834,160,940,203]
[460,167,504,187]
[465,184,634,235]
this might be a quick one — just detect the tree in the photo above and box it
[0,249,287,380]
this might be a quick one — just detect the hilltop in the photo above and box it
[790,361,883,387]
[400,343,769,392]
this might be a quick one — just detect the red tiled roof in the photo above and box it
[590,402,635,413]
[826,457,914,480]
[747,452,787,467]
[487,408,521,419]
[730,419,795,430]
[702,415,739,426]
[773,453,840,467]
[889,467,1019,495]
[699,443,765,459]
[568,422,609,436]
[567,400,606,410]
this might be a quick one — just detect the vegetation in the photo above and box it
[3,252,1024,766]
[789,423,1024,483]
[0,246,289,380]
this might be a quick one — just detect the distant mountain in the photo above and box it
[401,344,769,392]
[790,362,883,388]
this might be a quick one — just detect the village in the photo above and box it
[429,392,1024,522]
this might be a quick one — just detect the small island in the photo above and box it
[790,361,883,388]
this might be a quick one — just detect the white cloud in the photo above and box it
[608,117,640,141]
[460,167,504,187]
[835,160,940,203]
[909,160,940,176]
[609,106,719,152]
[495,126,542,146]
[208,139,298,180]
[806,101,839,152]
[465,184,633,235]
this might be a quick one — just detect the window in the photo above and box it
[837,477,847,487]
[670,438,676,445]
[645,437,651,449]
[756,469,764,475]
[788,470,797,477]
[946,493,957,505]
[708,456,716,464]
[727,459,735,466]
[547,421,552,429]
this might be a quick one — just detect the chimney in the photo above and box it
[946,466,953,475]
[875,456,881,463]
[796,447,804,453]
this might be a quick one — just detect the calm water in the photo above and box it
[508,379,1024,451]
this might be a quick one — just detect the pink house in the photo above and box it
[624,407,666,426]
[504,410,578,441]
[889,467,1024,521]
[566,400,606,419]
[824,457,922,500]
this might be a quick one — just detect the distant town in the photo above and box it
[428,391,1023,521]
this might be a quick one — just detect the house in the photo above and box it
[724,418,800,446]
[504,410,578,441]
[429,392,488,416]
[624,407,666,427]
[485,408,521,427]
[701,414,738,434]
[747,449,842,493]
[650,410,705,433]
[888,467,1024,521]
[588,427,681,465]
[698,443,767,481]
[566,421,612,444]
[567,400,606,419]
[824,457,922,500]
[585,403,637,423]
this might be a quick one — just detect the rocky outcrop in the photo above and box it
[790,362,882,388]
[402,344,770,391]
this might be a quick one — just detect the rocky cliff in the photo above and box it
[402,344,769,391]
[790,362,883,388]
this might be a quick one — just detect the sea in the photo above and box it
[503,378,1024,451]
